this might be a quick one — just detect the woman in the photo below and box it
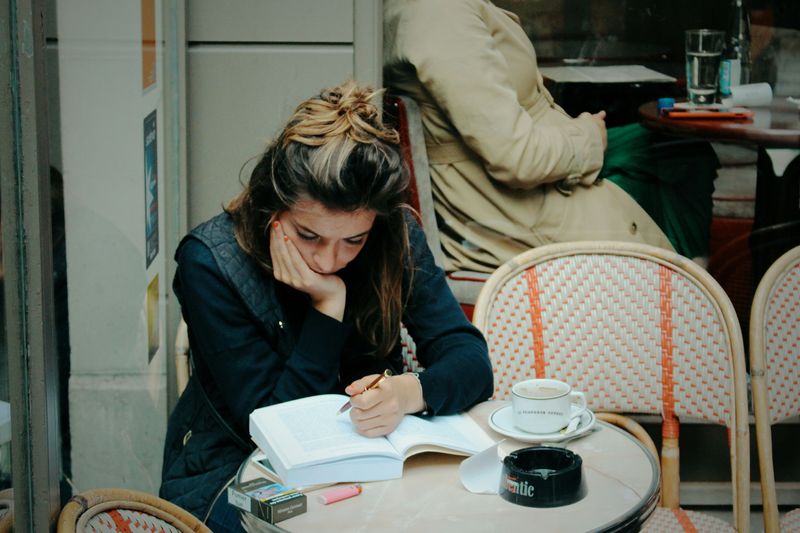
[159,81,494,530]
[384,0,719,273]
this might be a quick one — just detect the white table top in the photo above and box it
[239,400,660,533]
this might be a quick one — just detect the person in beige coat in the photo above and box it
[384,0,717,273]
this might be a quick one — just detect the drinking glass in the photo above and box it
[685,29,725,104]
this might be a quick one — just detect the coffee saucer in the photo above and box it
[488,405,596,443]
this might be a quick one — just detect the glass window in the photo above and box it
[494,0,800,89]
[0,190,10,526]
[47,0,179,503]
[2,1,183,526]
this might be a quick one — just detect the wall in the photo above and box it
[186,0,381,227]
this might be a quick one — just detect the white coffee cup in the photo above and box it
[511,378,587,434]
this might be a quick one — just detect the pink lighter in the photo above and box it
[316,484,363,505]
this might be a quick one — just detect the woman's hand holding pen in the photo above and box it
[345,373,426,437]
[270,221,346,321]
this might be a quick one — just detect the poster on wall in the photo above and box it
[144,110,159,268]
[141,0,156,91]
[147,274,160,362]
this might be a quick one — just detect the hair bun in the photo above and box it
[324,82,378,121]
[283,80,399,146]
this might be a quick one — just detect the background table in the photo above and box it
[542,65,679,128]
[639,98,800,228]
[239,401,660,533]
[638,98,800,147]
[640,97,800,289]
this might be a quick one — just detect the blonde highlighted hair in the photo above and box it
[227,81,410,357]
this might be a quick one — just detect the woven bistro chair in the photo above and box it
[749,245,800,533]
[472,241,750,532]
[57,488,211,533]
[400,324,423,373]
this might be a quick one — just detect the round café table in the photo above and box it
[238,401,660,533]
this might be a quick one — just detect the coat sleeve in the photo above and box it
[174,238,352,433]
[401,216,494,414]
[393,0,604,189]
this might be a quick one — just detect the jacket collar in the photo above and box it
[189,213,283,328]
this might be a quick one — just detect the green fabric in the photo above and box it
[599,123,719,258]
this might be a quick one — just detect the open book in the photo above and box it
[249,394,495,488]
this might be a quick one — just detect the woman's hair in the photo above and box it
[227,81,410,357]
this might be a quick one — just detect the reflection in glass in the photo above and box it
[0,165,73,522]
[51,167,72,502]
[494,0,800,86]
[0,174,10,525]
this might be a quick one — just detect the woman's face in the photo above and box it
[276,198,377,275]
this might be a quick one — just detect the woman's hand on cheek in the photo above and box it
[270,221,346,321]
[346,374,425,437]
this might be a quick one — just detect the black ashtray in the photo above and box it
[499,446,587,507]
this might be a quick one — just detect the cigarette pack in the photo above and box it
[227,478,307,524]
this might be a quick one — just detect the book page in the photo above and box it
[249,452,280,483]
[386,413,495,458]
[250,452,336,492]
[250,395,399,469]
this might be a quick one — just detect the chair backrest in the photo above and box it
[383,94,489,318]
[749,244,800,533]
[709,219,800,335]
[384,94,446,268]
[400,323,423,373]
[57,488,212,533]
[472,241,749,529]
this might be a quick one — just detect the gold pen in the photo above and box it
[337,369,392,414]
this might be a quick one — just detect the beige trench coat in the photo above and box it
[384,0,674,273]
